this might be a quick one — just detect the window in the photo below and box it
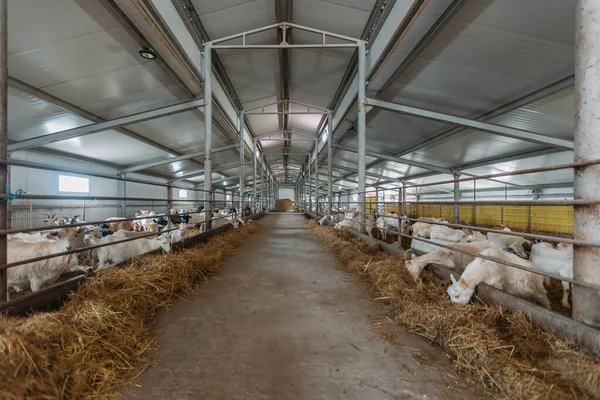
[321,129,329,143]
[58,175,89,193]
[178,189,188,198]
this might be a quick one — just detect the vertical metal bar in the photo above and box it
[239,111,245,212]
[402,181,407,215]
[118,173,126,217]
[357,41,367,234]
[315,138,319,215]
[453,172,460,223]
[473,179,476,225]
[375,186,378,214]
[308,153,312,212]
[0,0,7,302]
[261,157,265,211]
[203,43,213,230]
[574,0,600,327]
[167,184,172,232]
[253,138,257,213]
[327,111,333,213]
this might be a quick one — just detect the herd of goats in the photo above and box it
[5,205,254,295]
[318,210,573,310]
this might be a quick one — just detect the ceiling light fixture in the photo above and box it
[139,49,157,60]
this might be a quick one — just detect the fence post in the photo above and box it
[573,0,600,327]
[0,0,8,302]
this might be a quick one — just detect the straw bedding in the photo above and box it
[308,222,600,399]
[0,221,262,399]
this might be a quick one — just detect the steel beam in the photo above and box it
[338,77,574,186]
[327,111,333,212]
[333,143,452,174]
[173,162,252,182]
[357,41,367,233]
[367,98,574,150]
[9,99,205,152]
[203,43,213,229]
[573,0,600,327]
[8,77,204,162]
[121,143,238,174]
[239,111,245,211]
[208,22,364,47]
[0,0,6,302]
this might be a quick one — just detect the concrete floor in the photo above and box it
[123,214,478,400]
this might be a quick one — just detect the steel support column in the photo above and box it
[261,158,265,211]
[308,154,312,212]
[253,138,257,212]
[402,181,407,215]
[239,111,245,212]
[0,0,6,302]
[573,0,600,327]
[315,138,319,215]
[327,111,333,213]
[453,172,461,223]
[203,43,213,230]
[357,41,367,233]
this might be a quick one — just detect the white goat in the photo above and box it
[411,222,433,238]
[376,213,399,242]
[8,228,90,292]
[486,227,531,258]
[447,247,550,309]
[91,234,171,269]
[404,240,495,281]
[429,225,466,242]
[530,242,573,308]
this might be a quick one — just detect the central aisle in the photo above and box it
[123,214,477,399]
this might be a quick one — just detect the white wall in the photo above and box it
[8,151,207,228]
[10,151,121,228]
[278,188,294,200]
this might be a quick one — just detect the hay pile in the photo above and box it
[274,198,295,212]
[0,221,263,399]
[308,222,600,399]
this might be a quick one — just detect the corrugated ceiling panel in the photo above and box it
[194,0,274,39]
[42,131,170,165]
[293,0,374,38]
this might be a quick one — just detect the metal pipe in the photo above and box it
[308,153,312,212]
[203,43,213,231]
[239,111,245,212]
[0,159,207,191]
[453,172,460,223]
[166,183,172,232]
[261,157,265,211]
[0,0,6,302]
[401,181,407,215]
[327,111,333,212]
[573,0,600,327]
[315,138,319,215]
[357,41,367,233]
[9,99,205,152]
[253,139,257,212]
[366,98,574,150]
[120,143,238,174]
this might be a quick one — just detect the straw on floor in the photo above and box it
[308,222,600,399]
[0,221,262,400]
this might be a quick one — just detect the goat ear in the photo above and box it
[411,253,416,259]
[450,274,457,284]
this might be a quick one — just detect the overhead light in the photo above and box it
[139,49,157,60]
[347,125,356,133]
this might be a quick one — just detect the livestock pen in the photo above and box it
[1,0,600,399]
